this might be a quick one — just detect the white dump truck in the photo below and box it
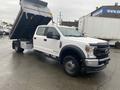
[79,16,120,48]
[9,0,110,76]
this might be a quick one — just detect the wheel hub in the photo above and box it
[65,60,76,73]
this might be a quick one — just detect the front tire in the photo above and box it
[63,56,80,77]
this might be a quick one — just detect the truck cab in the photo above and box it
[30,25,110,76]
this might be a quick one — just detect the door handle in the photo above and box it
[44,39,47,41]
[34,37,36,39]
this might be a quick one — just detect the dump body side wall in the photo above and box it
[9,0,52,40]
[9,9,51,40]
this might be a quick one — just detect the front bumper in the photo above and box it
[83,57,110,73]
[84,65,107,73]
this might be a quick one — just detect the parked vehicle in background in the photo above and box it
[0,28,4,35]
[79,16,120,48]
[3,28,10,35]
[0,31,3,35]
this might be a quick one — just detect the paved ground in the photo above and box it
[0,36,120,90]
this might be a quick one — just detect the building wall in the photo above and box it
[91,6,120,18]
[61,21,78,27]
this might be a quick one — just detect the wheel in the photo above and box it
[15,45,24,53]
[14,41,24,53]
[115,42,120,49]
[63,55,80,77]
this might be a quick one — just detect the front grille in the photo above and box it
[94,47,109,59]
[91,43,110,59]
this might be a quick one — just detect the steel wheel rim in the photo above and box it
[65,60,76,74]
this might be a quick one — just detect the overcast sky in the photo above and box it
[0,0,119,23]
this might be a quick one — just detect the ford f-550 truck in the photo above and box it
[10,0,110,76]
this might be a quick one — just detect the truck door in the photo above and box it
[33,27,47,52]
[45,27,61,56]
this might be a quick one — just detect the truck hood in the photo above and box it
[66,37,107,44]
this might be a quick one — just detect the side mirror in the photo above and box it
[76,27,78,31]
[47,32,60,40]
[81,33,84,36]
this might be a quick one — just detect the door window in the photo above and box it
[36,27,46,36]
[46,27,59,36]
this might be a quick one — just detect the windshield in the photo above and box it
[58,27,82,37]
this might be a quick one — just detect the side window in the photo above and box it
[36,27,46,36]
[46,27,59,36]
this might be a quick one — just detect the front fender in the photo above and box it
[59,45,86,63]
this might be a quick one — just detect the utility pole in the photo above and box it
[58,11,62,25]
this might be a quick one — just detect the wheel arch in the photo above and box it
[59,45,86,64]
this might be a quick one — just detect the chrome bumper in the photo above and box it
[81,57,110,73]
[85,57,110,67]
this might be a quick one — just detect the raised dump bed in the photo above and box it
[9,0,52,40]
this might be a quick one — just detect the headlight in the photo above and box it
[85,45,94,53]
[85,45,95,57]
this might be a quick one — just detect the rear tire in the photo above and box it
[15,45,24,53]
[63,55,80,77]
[13,41,24,53]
